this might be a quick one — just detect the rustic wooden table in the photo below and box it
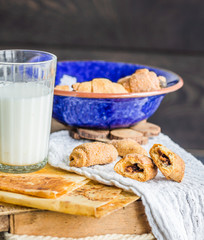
[0,0,203,160]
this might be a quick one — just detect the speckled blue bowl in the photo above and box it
[53,61,183,129]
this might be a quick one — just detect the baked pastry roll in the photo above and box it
[117,76,131,92]
[158,76,167,88]
[72,78,128,93]
[118,68,166,93]
[110,139,148,157]
[55,85,69,91]
[114,153,157,182]
[72,81,92,92]
[92,78,127,93]
[149,144,185,182]
[129,69,161,92]
[70,142,118,167]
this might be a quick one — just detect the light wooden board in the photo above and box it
[0,202,35,216]
[0,183,138,218]
[0,215,9,232]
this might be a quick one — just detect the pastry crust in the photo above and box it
[149,144,185,182]
[129,69,161,92]
[110,139,148,157]
[117,76,131,92]
[72,82,80,91]
[114,153,157,182]
[72,78,128,93]
[158,76,167,88]
[69,142,118,167]
[55,85,70,91]
[118,68,166,93]
[72,81,92,92]
[111,82,129,93]
[92,78,113,93]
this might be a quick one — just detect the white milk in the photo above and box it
[0,82,53,166]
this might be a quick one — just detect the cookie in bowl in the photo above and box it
[72,78,128,93]
[118,68,167,93]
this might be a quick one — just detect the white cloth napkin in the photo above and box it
[48,131,204,240]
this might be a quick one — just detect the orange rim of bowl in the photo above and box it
[54,76,183,99]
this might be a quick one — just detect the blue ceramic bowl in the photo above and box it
[53,61,183,129]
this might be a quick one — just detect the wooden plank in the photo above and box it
[9,215,14,234]
[0,0,203,52]
[51,118,71,133]
[0,215,9,232]
[10,200,151,238]
[0,202,35,216]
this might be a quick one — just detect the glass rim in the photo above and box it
[0,49,57,65]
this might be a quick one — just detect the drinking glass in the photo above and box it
[0,50,57,173]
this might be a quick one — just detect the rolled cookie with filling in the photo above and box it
[72,81,92,92]
[69,142,118,167]
[117,76,131,92]
[92,78,128,93]
[110,139,148,157]
[114,153,157,182]
[55,85,69,91]
[129,69,161,92]
[158,76,167,88]
[117,68,166,93]
[72,78,128,93]
[149,144,185,182]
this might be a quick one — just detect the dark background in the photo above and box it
[0,0,203,159]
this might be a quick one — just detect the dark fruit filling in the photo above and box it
[125,163,144,173]
[158,150,171,165]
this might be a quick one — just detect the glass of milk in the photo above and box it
[0,50,57,173]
